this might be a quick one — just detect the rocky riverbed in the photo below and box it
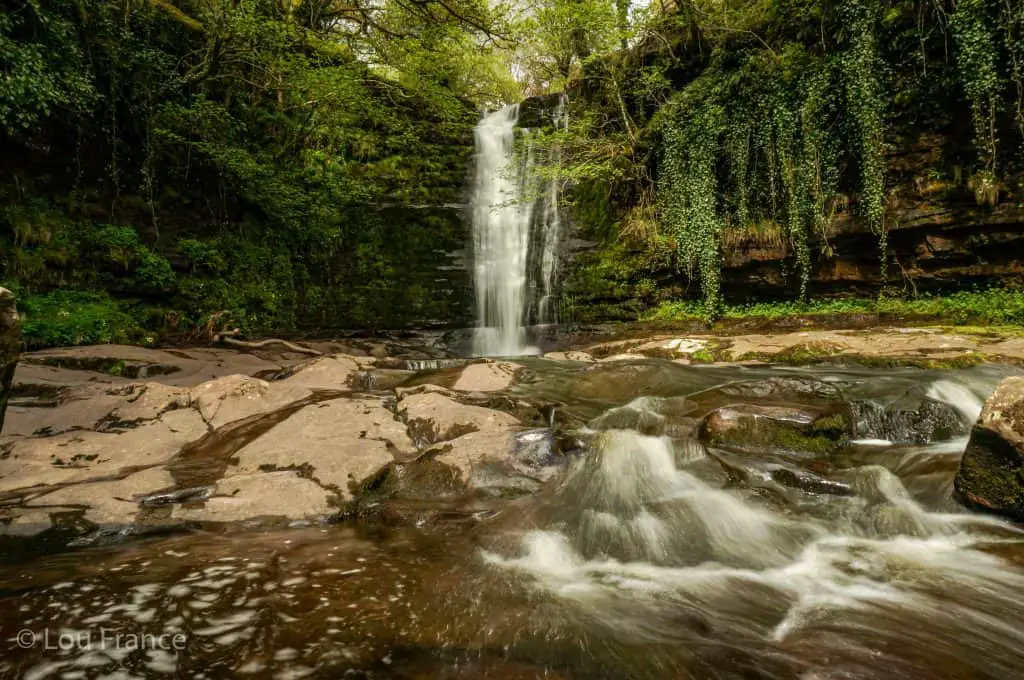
[2,334,1024,678]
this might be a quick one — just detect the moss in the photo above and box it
[956,431,1024,520]
[709,416,847,456]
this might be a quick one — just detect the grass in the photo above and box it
[646,287,1024,327]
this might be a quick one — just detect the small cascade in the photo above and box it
[470,96,568,357]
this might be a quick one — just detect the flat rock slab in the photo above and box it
[0,409,207,493]
[173,471,333,523]
[578,329,1024,364]
[452,361,523,392]
[229,396,415,498]
[190,375,312,429]
[24,467,175,527]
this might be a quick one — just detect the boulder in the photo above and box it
[229,396,415,499]
[955,377,1024,520]
[397,386,521,446]
[700,403,850,457]
[851,394,968,444]
[0,287,20,435]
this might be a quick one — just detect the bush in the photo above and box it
[20,291,149,348]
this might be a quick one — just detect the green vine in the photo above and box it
[951,0,1002,185]
[659,104,724,319]
[838,0,888,277]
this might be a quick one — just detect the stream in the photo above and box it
[2,359,1024,679]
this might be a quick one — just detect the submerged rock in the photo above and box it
[955,377,1024,520]
[0,288,20,435]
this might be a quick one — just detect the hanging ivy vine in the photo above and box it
[951,0,1002,188]
[838,0,888,276]
[659,103,724,319]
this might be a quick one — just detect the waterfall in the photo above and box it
[470,96,567,357]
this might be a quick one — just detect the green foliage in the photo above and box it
[19,291,147,348]
[951,0,1002,179]
[647,286,1024,327]
[659,103,724,319]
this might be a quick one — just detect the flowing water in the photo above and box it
[3,361,1024,680]
[470,100,566,357]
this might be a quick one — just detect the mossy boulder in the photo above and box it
[955,377,1024,520]
[700,404,850,457]
[0,288,21,434]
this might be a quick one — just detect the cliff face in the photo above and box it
[724,202,1024,299]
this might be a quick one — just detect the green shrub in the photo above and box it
[20,291,148,348]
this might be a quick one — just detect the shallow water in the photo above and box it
[3,361,1024,679]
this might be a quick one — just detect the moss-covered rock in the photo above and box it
[955,377,1024,520]
[0,288,21,434]
[700,403,850,457]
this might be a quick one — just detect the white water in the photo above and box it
[484,420,1024,678]
[470,97,567,356]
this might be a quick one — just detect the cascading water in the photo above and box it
[470,96,567,357]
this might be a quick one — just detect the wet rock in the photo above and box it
[452,361,524,392]
[718,376,844,402]
[589,396,697,437]
[100,382,192,430]
[700,404,850,457]
[0,287,19,435]
[397,386,521,446]
[0,508,55,537]
[229,396,415,499]
[173,471,333,523]
[26,467,175,526]
[851,392,968,444]
[543,351,595,362]
[955,377,1024,520]
[190,374,312,428]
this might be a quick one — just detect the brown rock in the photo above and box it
[955,377,1024,520]
[0,409,207,492]
[397,387,521,446]
[229,396,414,498]
[281,355,360,390]
[189,374,311,428]
[27,467,175,526]
[451,361,523,392]
[174,471,333,523]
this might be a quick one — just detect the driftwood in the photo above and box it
[203,312,322,356]
[213,328,323,356]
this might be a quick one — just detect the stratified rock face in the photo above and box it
[955,377,1024,520]
[0,288,20,435]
